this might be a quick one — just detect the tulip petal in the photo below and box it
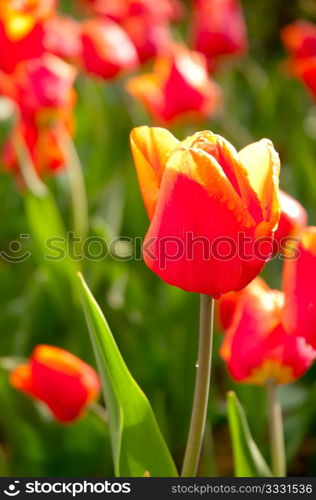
[130,126,179,219]
[238,139,280,234]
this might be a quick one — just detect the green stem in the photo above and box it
[267,381,286,477]
[181,294,215,477]
[56,127,89,239]
[12,133,47,197]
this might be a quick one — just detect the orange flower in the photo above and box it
[220,278,315,385]
[282,227,316,350]
[10,345,100,422]
[130,126,281,297]
[273,190,307,252]
[281,20,316,98]
[191,0,247,68]
[127,45,220,123]
[80,18,138,80]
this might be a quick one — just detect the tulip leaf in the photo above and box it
[24,190,78,313]
[227,391,273,477]
[78,273,178,477]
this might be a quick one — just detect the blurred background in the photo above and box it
[0,0,316,477]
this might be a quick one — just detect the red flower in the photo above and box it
[281,20,316,98]
[130,127,281,297]
[79,18,138,79]
[282,227,316,349]
[191,0,247,67]
[220,278,315,385]
[82,0,182,22]
[273,190,307,251]
[43,16,82,61]
[1,54,77,121]
[10,345,100,422]
[3,117,73,177]
[0,13,45,73]
[127,45,220,123]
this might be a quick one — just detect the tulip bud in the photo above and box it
[10,345,100,422]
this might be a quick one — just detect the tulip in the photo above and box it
[127,45,220,122]
[218,276,268,329]
[282,227,316,349]
[81,0,182,22]
[80,18,138,80]
[191,0,247,66]
[273,190,307,251]
[220,278,316,385]
[10,345,100,422]
[281,21,316,98]
[43,16,82,61]
[0,13,45,73]
[130,126,281,297]
[1,54,77,121]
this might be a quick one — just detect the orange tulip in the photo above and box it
[282,227,316,349]
[130,126,281,297]
[191,0,247,67]
[127,45,220,123]
[220,278,315,385]
[281,20,316,98]
[80,18,138,80]
[10,345,100,422]
[273,190,307,252]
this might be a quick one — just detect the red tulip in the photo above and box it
[3,117,73,177]
[81,0,182,22]
[1,54,77,121]
[191,0,247,67]
[130,126,281,297]
[220,278,315,385]
[121,16,173,63]
[273,190,307,251]
[218,276,269,330]
[43,16,82,61]
[0,13,45,73]
[282,227,316,349]
[10,345,100,422]
[127,45,220,122]
[281,21,316,98]
[79,18,138,80]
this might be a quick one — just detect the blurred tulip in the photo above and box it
[82,0,182,21]
[1,54,77,121]
[0,13,45,73]
[191,0,247,67]
[281,20,316,98]
[218,276,269,330]
[43,16,82,61]
[273,190,307,251]
[80,18,138,79]
[0,0,56,17]
[283,227,316,349]
[121,16,173,63]
[130,126,280,297]
[10,345,100,422]
[220,279,315,385]
[3,117,73,176]
[127,45,220,122]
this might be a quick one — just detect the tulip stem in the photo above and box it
[267,381,286,477]
[56,126,89,239]
[181,294,215,477]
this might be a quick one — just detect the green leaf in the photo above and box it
[24,190,78,313]
[227,391,273,477]
[78,273,178,477]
